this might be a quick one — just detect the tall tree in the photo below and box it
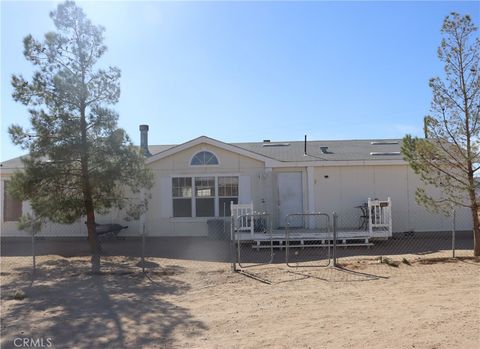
[8,1,153,271]
[402,13,479,256]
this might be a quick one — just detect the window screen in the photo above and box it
[172,177,192,217]
[195,177,215,217]
[219,176,238,217]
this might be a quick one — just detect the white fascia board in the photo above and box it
[146,136,277,165]
[266,159,407,168]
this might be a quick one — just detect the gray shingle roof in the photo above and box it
[1,139,404,168]
[230,139,404,161]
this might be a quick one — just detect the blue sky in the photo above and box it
[1,1,479,161]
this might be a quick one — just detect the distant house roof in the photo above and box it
[1,138,405,170]
[0,156,25,170]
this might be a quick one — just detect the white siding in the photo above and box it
[313,165,473,233]
[159,176,173,218]
[238,175,252,204]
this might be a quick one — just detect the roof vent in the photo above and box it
[320,146,332,154]
[370,152,401,156]
[262,143,290,147]
[370,141,399,145]
[139,124,151,157]
[263,139,270,143]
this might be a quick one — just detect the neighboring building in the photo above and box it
[0,125,472,237]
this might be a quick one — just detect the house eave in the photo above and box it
[266,159,408,168]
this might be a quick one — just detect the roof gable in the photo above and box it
[145,136,276,165]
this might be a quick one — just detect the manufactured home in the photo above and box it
[0,125,472,238]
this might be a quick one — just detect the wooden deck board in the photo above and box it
[235,230,374,241]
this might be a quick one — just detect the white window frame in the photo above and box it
[171,174,239,218]
[189,149,221,167]
[172,177,193,218]
[217,176,239,217]
[194,176,216,217]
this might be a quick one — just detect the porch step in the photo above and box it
[252,242,373,249]
[246,236,373,249]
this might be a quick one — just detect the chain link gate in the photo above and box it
[232,213,274,269]
[286,213,333,267]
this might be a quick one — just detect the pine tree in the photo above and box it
[402,13,479,256]
[8,1,153,271]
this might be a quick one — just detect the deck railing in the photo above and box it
[368,197,392,237]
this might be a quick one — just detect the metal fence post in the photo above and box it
[141,221,146,274]
[32,232,36,276]
[223,202,229,267]
[334,212,338,266]
[230,202,236,272]
[452,208,456,259]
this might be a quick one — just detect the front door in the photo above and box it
[277,172,303,228]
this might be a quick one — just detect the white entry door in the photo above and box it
[277,172,303,227]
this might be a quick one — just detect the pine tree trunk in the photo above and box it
[79,96,100,272]
[81,152,100,272]
[473,204,480,257]
[85,194,100,273]
[467,183,480,256]
[467,169,479,256]
[82,159,100,272]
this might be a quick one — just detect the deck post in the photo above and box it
[367,198,372,236]
[387,197,392,236]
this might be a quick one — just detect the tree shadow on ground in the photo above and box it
[1,258,207,349]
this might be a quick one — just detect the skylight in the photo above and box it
[370,152,401,156]
[262,143,290,147]
[370,141,399,145]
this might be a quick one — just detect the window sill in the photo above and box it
[169,217,229,222]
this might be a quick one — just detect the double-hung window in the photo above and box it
[172,176,239,218]
[172,177,192,217]
[195,177,215,217]
[218,176,239,217]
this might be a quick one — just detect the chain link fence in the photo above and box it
[231,208,473,273]
[0,203,475,291]
[1,211,233,294]
[233,213,274,269]
[333,209,470,267]
[285,213,332,267]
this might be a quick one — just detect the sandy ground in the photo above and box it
[1,254,479,349]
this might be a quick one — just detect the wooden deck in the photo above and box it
[235,229,376,249]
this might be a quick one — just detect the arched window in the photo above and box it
[190,151,219,166]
